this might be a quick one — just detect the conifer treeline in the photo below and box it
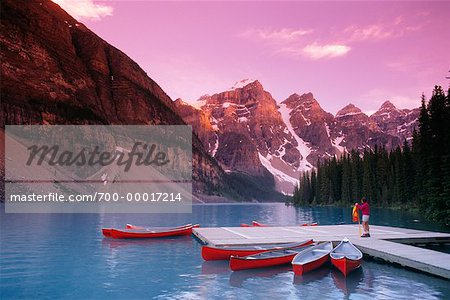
[291,86,450,224]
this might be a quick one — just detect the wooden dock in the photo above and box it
[192,224,450,279]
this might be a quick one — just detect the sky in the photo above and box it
[53,0,450,115]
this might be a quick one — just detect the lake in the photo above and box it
[1,203,449,299]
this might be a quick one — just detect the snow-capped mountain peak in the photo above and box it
[372,100,403,116]
[229,78,258,90]
[336,104,364,118]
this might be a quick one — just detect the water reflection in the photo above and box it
[331,267,365,297]
[201,260,230,275]
[229,266,292,287]
[101,235,192,249]
[292,266,330,285]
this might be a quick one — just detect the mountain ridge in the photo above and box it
[175,80,420,194]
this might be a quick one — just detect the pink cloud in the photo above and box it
[346,24,394,41]
[301,43,351,60]
[344,16,423,42]
[394,15,404,26]
[239,28,313,42]
[52,0,113,21]
[240,27,349,60]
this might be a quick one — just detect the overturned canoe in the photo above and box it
[103,224,199,239]
[292,241,333,275]
[230,245,313,271]
[330,238,363,276]
[201,239,313,261]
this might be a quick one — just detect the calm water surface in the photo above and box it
[1,203,449,299]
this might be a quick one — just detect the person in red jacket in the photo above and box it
[355,197,370,237]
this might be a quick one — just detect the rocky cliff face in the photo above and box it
[369,101,419,142]
[332,101,420,152]
[280,93,338,166]
[173,99,217,155]
[175,80,304,194]
[333,104,382,151]
[0,0,233,198]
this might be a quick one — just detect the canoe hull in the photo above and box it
[230,253,298,271]
[106,225,198,239]
[201,240,313,261]
[202,247,271,261]
[300,223,318,226]
[330,239,363,276]
[293,253,329,275]
[252,221,266,227]
[331,257,361,276]
[102,228,112,237]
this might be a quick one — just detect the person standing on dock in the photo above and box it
[355,197,370,237]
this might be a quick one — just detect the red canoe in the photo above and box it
[330,238,363,276]
[300,222,318,226]
[102,224,195,236]
[240,223,252,227]
[253,220,318,227]
[230,245,313,271]
[125,223,193,230]
[103,224,199,239]
[201,239,313,261]
[252,221,267,227]
[230,249,299,271]
[292,241,333,275]
[102,228,113,237]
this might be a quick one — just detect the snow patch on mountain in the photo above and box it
[258,153,299,185]
[397,119,417,134]
[229,79,257,90]
[278,103,313,171]
[332,136,345,153]
[192,99,206,109]
[325,124,331,138]
[211,134,219,157]
[336,111,363,118]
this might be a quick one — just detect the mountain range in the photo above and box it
[0,0,419,200]
[175,79,419,194]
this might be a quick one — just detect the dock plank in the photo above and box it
[351,238,450,279]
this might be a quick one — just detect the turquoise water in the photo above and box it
[1,203,449,299]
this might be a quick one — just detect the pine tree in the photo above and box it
[310,169,318,203]
[341,154,351,203]
[351,151,362,201]
[402,140,414,203]
[362,150,372,201]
